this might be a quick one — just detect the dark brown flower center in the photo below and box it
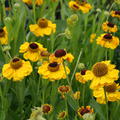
[107,22,114,27]
[48,62,59,72]
[92,63,108,77]
[103,34,112,42]
[29,43,39,52]
[59,86,70,93]
[80,108,91,115]
[42,105,51,114]
[115,11,120,15]
[81,70,87,75]
[105,83,117,93]
[38,18,48,28]
[10,58,22,69]
[73,4,79,9]
[0,29,5,37]
[55,49,66,58]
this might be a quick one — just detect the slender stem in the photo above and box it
[62,61,71,87]
[104,88,109,120]
[32,0,36,23]
[71,49,83,84]
[82,84,85,106]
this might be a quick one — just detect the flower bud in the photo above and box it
[96,8,101,13]
[83,113,95,120]
[4,17,12,23]
[13,3,20,9]
[104,11,109,16]
[77,63,85,70]
[114,0,120,4]
[65,28,72,39]
[2,45,11,52]
[67,14,78,26]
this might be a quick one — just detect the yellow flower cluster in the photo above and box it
[69,0,92,13]
[83,60,120,104]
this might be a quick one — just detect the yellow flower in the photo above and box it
[75,70,88,84]
[22,0,43,5]
[90,33,96,43]
[72,91,80,100]
[83,61,119,90]
[49,49,74,63]
[96,33,119,49]
[79,2,92,13]
[38,61,70,81]
[111,11,120,18]
[29,18,56,37]
[57,111,67,120]
[2,57,33,81]
[41,104,53,114]
[69,1,92,13]
[77,106,94,118]
[69,1,80,11]
[19,42,46,62]
[0,27,8,45]
[93,82,120,104]
[102,21,118,33]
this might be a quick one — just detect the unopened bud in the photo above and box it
[65,28,72,39]
[78,63,85,70]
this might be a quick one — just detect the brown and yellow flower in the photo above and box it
[0,27,8,45]
[69,1,80,11]
[75,70,88,84]
[19,42,46,62]
[57,111,67,120]
[79,1,92,13]
[22,0,43,5]
[83,61,119,90]
[77,106,93,117]
[29,18,56,37]
[41,104,53,114]
[38,61,70,81]
[93,82,120,104]
[102,21,118,33]
[2,57,33,81]
[96,33,119,49]
[49,49,74,63]
[111,11,120,18]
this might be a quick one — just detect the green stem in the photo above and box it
[71,49,83,84]
[32,0,36,23]
[104,88,109,120]
[82,84,85,106]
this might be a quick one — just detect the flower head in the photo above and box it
[111,11,120,18]
[41,104,53,114]
[93,82,120,104]
[96,33,119,49]
[69,1,80,11]
[102,21,118,33]
[0,27,8,45]
[57,111,67,119]
[49,49,74,63]
[19,42,46,62]
[77,106,94,118]
[75,70,88,84]
[2,57,33,81]
[22,0,43,5]
[29,18,56,37]
[83,61,119,90]
[90,33,96,43]
[38,61,70,81]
